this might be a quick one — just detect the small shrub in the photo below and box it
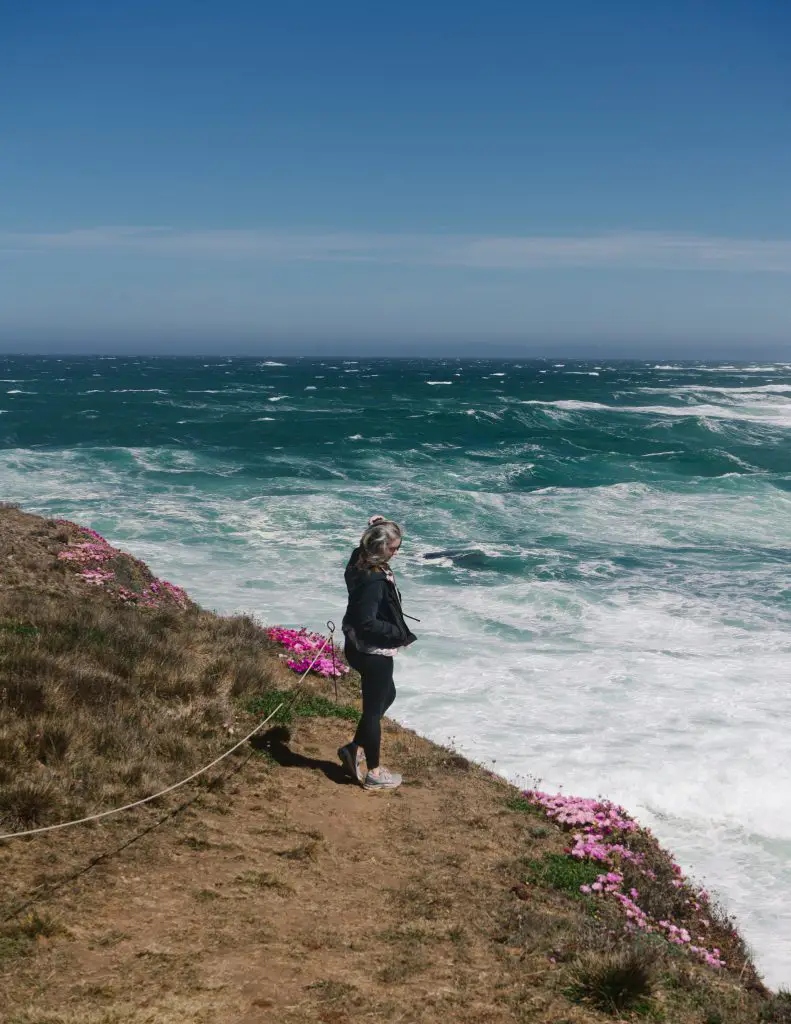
[307,979,358,1001]
[229,658,270,697]
[194,889,222,902]
[13,911,62,940]
[568,947,655,1014]
[234,870,293,894]
[0,779,56,827]
[761,990,791,1023]
[0,727,24,764]
[1,675,48,715]
[34,719,73,762]
[277,838,321,862]
[0,911,64,960]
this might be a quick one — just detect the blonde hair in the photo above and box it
[357,516,402,569]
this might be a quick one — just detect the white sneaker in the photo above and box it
[363,766,402,791]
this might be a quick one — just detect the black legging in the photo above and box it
[345,640,396,771]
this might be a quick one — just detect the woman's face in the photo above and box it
[387,537,402,559]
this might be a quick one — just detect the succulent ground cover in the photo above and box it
[524,791,743,972]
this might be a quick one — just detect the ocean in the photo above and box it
[1,354,790,985]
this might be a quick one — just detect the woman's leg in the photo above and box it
[347,648,394,771]
[382,678,396,717]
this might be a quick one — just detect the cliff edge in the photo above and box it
[0,506,785,1024]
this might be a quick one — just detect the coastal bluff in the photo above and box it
[0,505,785,1023]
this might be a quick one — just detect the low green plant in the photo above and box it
[505,794,542,815]
[526,852,602,895]
[248,689,358,724]
[0,621,40,637]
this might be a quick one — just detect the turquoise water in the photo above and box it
[2,355,790,984]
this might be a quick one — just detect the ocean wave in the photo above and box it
[639,384,791,396]
[697,365,782,373]
[2,356,790,985]
[521,398,791,429]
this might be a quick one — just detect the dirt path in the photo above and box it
[2,716,584,1024]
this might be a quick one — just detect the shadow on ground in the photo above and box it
[251,730,355,786]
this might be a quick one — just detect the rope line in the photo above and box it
[0,628,335,843]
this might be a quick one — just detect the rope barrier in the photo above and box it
[0,624,337,843]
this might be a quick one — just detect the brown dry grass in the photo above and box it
[0,506,295,830]
[0,505,786,1024]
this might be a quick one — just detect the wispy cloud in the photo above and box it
[3,227,791,272]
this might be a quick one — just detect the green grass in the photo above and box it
[248,689,359,724]
[504,794,544,816]
[525,852,602,896]
[0,621,40,637]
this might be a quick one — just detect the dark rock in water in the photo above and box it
[423,548,529,575]
[423,548,491,568]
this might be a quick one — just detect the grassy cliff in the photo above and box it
[0,505,788,1024]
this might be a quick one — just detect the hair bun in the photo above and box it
[368,514,387,526]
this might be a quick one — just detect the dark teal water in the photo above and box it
[2,354,791,984]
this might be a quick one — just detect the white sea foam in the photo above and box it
[426,380,453,385]
[521,398,791,429]
[639,383,791,396]
[259,360,287,367]
[697,365,781,373]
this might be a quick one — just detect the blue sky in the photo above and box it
[1,1,790,355]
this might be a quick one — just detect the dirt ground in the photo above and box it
[1,714,591,1024]
[0,506,776,1024]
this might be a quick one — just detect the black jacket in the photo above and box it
[342,548,418,651]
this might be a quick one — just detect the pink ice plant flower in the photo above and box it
[267,626,349,680]
[524,789,726,970]
[54,520,189,609]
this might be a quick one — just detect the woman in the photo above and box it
[338,515,417,791]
